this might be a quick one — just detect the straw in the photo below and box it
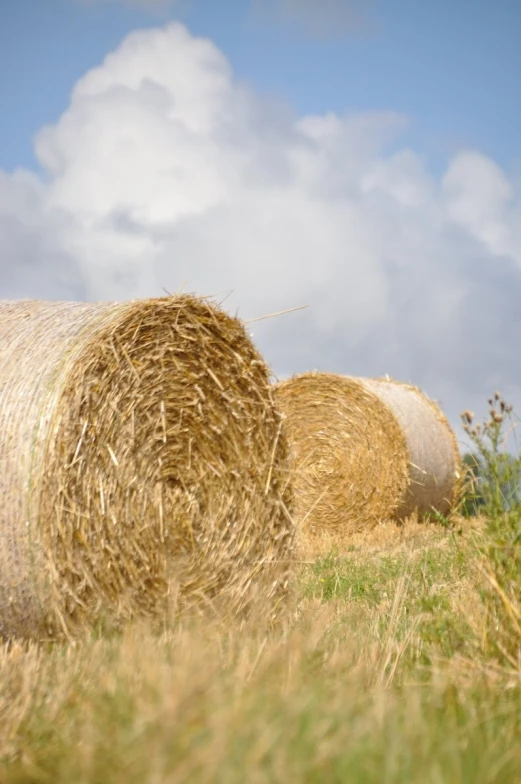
[274,372,460,543]
[0,296,294,640]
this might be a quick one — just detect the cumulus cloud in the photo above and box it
[0,171,86,300]
[1,21,520,439]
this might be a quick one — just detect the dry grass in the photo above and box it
[2,519,521,783]
[0,296,294,641]
[296,511,478,560]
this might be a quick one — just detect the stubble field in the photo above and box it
[2,514,520,784]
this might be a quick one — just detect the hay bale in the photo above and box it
[274,372,460,540]
[0,296,294,640]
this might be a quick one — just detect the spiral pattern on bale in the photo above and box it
[0,296,294,640]
[274,372,460,541]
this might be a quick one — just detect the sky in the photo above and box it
[1,0,521,443]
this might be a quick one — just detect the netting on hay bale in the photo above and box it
[0,296,294,641]
[360,377,461,520]
[274,372,461,540]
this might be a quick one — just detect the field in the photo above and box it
[2,513,521,784]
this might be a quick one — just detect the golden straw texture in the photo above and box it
[274,372,460,542]
[0,296,294,641]
[274,373,409,539]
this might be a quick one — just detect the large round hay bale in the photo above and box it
[0,296,294,640]
[274,372,460,540]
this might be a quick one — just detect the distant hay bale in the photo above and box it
[0,296,294,641]
[274,372,460,540]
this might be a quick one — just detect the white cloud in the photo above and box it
[2,21,521,438]
[442,152,515,256]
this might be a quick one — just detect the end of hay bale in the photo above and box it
[274,372,410,540]
[0,296,294,640]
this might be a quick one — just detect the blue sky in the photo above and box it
[1,0,520,175]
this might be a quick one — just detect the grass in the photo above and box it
[302,528,475,668]
[2,518,521,783]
